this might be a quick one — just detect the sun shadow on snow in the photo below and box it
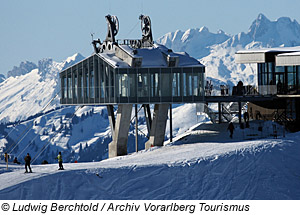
[168,121,286,146]
[0,139,299,200]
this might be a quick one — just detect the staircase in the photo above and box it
[204,102,247,124]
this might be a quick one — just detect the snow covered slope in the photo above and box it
[157,13,300,85]
[0,103,206,165]
[0,53,84,123]
[0,132,299,200]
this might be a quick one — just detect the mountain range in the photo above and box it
[1,13,300,164]
[157,13,300,85]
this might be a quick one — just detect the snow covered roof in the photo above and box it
[97,52,129,68]
[276,51,300,66]
[97,43,203,69]
[236,46,300,54]
[236,46,300,64]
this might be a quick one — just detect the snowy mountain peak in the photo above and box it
[256,13,269,22]
[7,61,38,78]
[62,53,85,70]
[247,14,300,46]
[248,13,272,39]
[217,29,225,34]
[38,58,53,72]
[199,26,209,33]
[276,16,293,24]
[65,53,84,64]
[0,53,86,123]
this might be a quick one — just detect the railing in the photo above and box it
[257,85,277,95]
[116,39,153,48]
[205,84,278,97]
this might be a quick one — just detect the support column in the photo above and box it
[143,104,152,136]
[238,101,242,125]
[145,104,169,149]
[218,102,222,124]
[108,104,132,158]
[107,105,115,137]
[135,104,138,152]
[169,104,173,143]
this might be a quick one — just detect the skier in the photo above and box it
[56,152,64,170]
[13,157,21,164]
[24,153,32,173]
[227,122,235,138]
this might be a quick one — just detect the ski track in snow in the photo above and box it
[0,132,300,200]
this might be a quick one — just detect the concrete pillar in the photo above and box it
[238,101,242,125]
[108,104,132,158]
[135,104,138,152]
[143,104,152,135]
[218,102,222,124]
[145,104,169,149]
[169,104,173,143]
[107,105,115,137]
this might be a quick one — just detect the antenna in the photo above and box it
[90,32,95,41]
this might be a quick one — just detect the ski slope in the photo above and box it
[0,128,299,200]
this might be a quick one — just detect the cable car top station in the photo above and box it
[59,15,205,158]
[60,15,205,106]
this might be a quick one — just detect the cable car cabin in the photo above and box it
[60,44,205,105]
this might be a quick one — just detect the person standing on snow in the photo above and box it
[24,153,32,173]
[227,122,235,138]
[56,152,64,170]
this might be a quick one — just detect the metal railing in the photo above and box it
[205,84,278,97]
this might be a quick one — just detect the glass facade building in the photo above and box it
[236,48,300,129]
[257,63,300,95]
[60,54,205,105]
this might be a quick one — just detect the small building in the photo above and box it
[59,15,205,157]
[236,47,300,130]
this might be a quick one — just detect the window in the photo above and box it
[67,70,72,99]
[287,66,296,93]
[128,69,137,98]
[117,70,128,97]
[268,62,275,85]
[137,68,149,98]
[73,68,78,99]
[183,68,193,96]
[193,67,204,96]
[172,68,181,97]
[62,75,67,99]
[83,62,89,99]
[150,68,160,97]
[94,57,99,99]
[297,66,300,93]
[161,68,172,97]
[99,61,105,99]
[78,63,83,100]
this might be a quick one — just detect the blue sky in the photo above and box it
[1,0,300,76]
